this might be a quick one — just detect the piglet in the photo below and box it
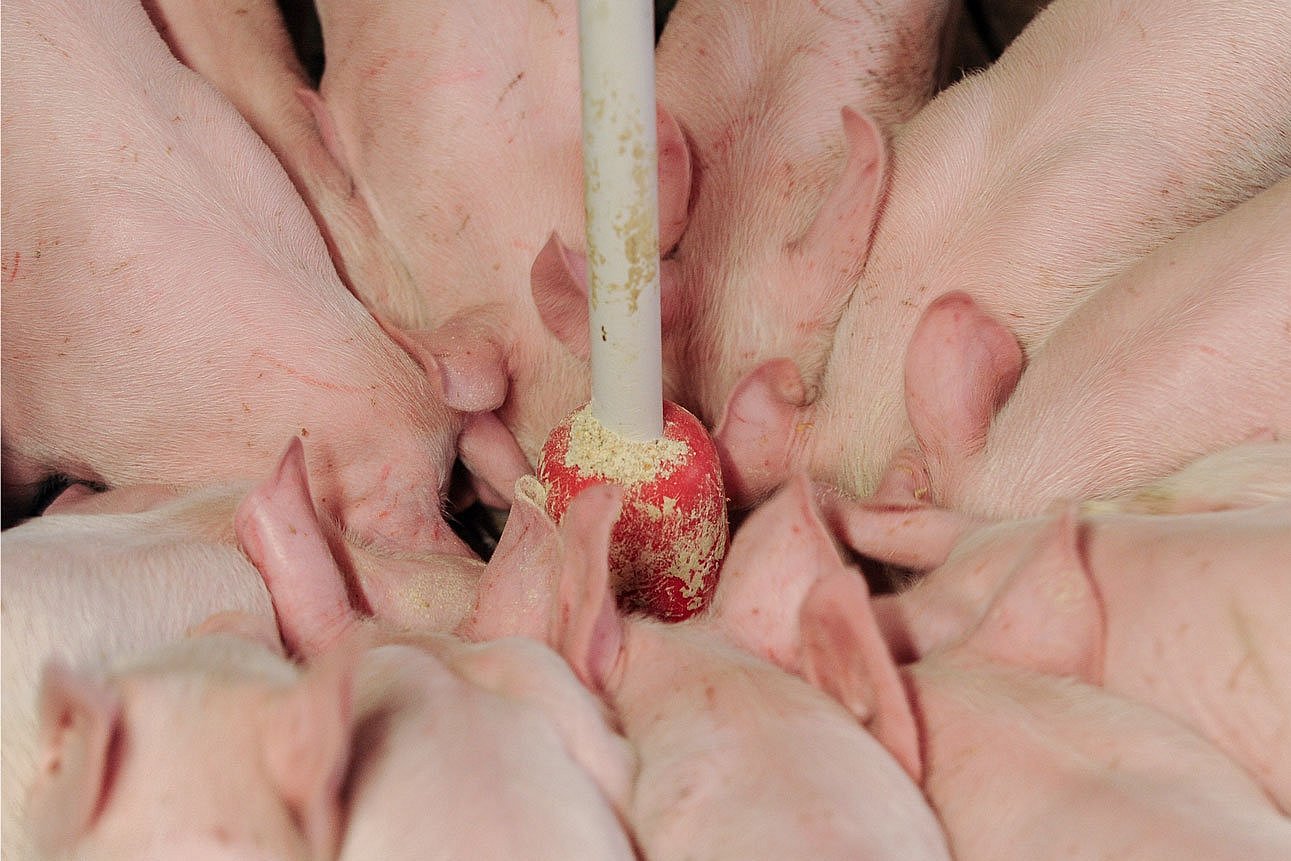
[715,0,1291,505]
[541,0,955,415]
[467,476,950,861]
[801,546,1291,860]
[25,624,351,860]
[1,486,274,861]
[1,0,521,540]
[3,440,489,859]
[882,503,1291,813]
[235,449,641,858]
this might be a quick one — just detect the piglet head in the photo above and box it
[894,505,1106,682]
[668,107,888,433]
[27,631,358,861]
[463,478,629,695]
[375,308,534,511]
[236,437,486,659]
[700,474,923,781]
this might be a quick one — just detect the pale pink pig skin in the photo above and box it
[800,545,1291,861]
[465,478,951,861]
[0,487,275,861]
[1082,439,1291,516]
[24,630,352,861]
[0,0,480,554]
[337,639,637,861]
[139,0,416,308]
[654,0,956,419]
[716,0,1291,506]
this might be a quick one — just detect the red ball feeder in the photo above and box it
[538,1,728,620]
[540,400,728,620]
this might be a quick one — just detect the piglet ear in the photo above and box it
[262,634,361,861]
[28,662,123,853]
[460,476,564,643]
[800,571,923,782]
[790,107,887,272]
[554,484,627,693]
[903,292,1023,494]
[711,474,846,672]
[656,101,692,254]
[457,411,534,508]
[531,233,591,360]
[413,315,511,414]
[816,486,982,572]
[960,506,1103,682]
[713,358,810,507]
[235,437,361,658]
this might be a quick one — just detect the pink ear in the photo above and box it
[418,317,510,414]
[27,663,122,853]
[296,88,355,182]
[790,107,887,271]
[800,571,923,782]
[710,474,847,672]
[457,411,534,507]
[903,292,1022,491]
[713,358,810,506]
[554,484,627,692]
[656,101,692,254]
[41,482,96,514]
[816,485,982,572]
[234,437,361,657]
[262,634,361,860]
[960,506,1103,682]
[531,233,591,359]
[459,476,564,643]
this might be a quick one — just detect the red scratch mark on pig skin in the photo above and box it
[249,350,372,394]
[6,251,19,282]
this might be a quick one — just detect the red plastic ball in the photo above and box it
[538,400,729,621]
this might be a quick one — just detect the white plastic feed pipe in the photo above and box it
[578,0,664,441]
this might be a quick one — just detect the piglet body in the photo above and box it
[340,638,636,861]
[1,0,492,548]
